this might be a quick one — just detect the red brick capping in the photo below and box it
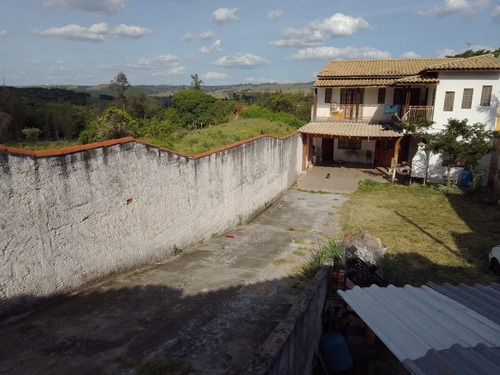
[0,132,299,159]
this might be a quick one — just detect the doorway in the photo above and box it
[322,138,334,163]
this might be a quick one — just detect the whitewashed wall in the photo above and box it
[0,135,302,316]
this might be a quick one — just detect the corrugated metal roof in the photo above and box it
[338,284,500,375]
[298,122,402,138]
[426,282,500,325]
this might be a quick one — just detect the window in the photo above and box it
[325,88,332,103]
[381,140,393,150]
[377,88,386,104]
[338,139,361,150]
[443,91,454,111]
[480,85,492,106]
[461,89,473,109]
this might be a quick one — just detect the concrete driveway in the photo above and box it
[297,165,390,193]
[0,166,387,374]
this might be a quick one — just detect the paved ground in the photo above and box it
[0,166,388,375]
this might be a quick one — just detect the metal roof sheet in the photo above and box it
[427,282,500,325]
[298,122,402,138]
[338,284,500,375]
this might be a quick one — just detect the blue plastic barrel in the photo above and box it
[320,331,353,373]
[460,169,473,188]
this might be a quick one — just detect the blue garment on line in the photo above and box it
[384,105,399,114]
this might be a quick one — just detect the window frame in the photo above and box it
[461,88,473,109]
[325,88,332,104]
[443,91,455,112]
[338,139,361,150]
[377,88,386,104]
[480,85,492,106]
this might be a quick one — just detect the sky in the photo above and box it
[1,0,499,87]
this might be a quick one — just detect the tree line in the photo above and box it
[0,72,313,146]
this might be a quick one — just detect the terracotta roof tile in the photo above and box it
[314,79,396,87]
[298,122,402,138]
[317,59,457,78]
[317,55,500,80]
[426,54,500,71]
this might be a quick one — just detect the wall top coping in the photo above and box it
[0,132,299,160]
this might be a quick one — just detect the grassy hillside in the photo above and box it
[141,118,298,155]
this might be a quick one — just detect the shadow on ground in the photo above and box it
[0,277,293,375]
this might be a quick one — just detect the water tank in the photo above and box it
[320,331,353,373]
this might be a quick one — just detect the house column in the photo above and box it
[302,133,308,170]
[392,137,401,167]
[307,135,314,168]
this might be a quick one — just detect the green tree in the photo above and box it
[21,127,42,141]
[109,72,130,109]
[79,107,137,143]
[171,90,217,128]
[446,47,500,58]
[190,74,203,91]
[426,118,499,190]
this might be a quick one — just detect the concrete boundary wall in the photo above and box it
[0,134,302,317]
[242,267,329,375]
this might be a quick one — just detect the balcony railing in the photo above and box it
[314,103,434,124]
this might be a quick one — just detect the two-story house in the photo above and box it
[299,54,500,186]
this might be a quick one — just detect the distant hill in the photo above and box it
[8,82,314,103]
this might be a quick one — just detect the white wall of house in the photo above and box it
[433,71,500,131]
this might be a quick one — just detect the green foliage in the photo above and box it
[262,92,313,122]
[79,107,137,143]
[299,240,343,280]
[190,73,203,91]
[239,105,305,127]
[425,118,499,190]
[446,47,500,58]
[125,92,161,120]
[21,127,42,141]
[172,90,218,128]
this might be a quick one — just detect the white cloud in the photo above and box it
[43,0,128,15]
[399,51,421,58]
[182,31,216,42]
[215,53,271,68]
[202,72,229,80]
[417,0,490,18]
[27,59,64,65]
[433,48,458,57]
[267,10,283,20]
[0,30,7,37]
[128,55,182,70]
[212,8,239,25]
[269,13,371,47]
[199,39,223,54]
[493,6,500,22]
[291,46,391,60]
[245,77,275,84]
[101,55,184,77]
[151,66,186,77]
[32,23,152,42]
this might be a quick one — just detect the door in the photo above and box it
[375,139,395,167]
[341,88,364,120]
[322,138,334,162]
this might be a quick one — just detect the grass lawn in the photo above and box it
[339,180,500,286]
[163,118,297,155]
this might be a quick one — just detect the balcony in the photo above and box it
[314,104,434,124]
